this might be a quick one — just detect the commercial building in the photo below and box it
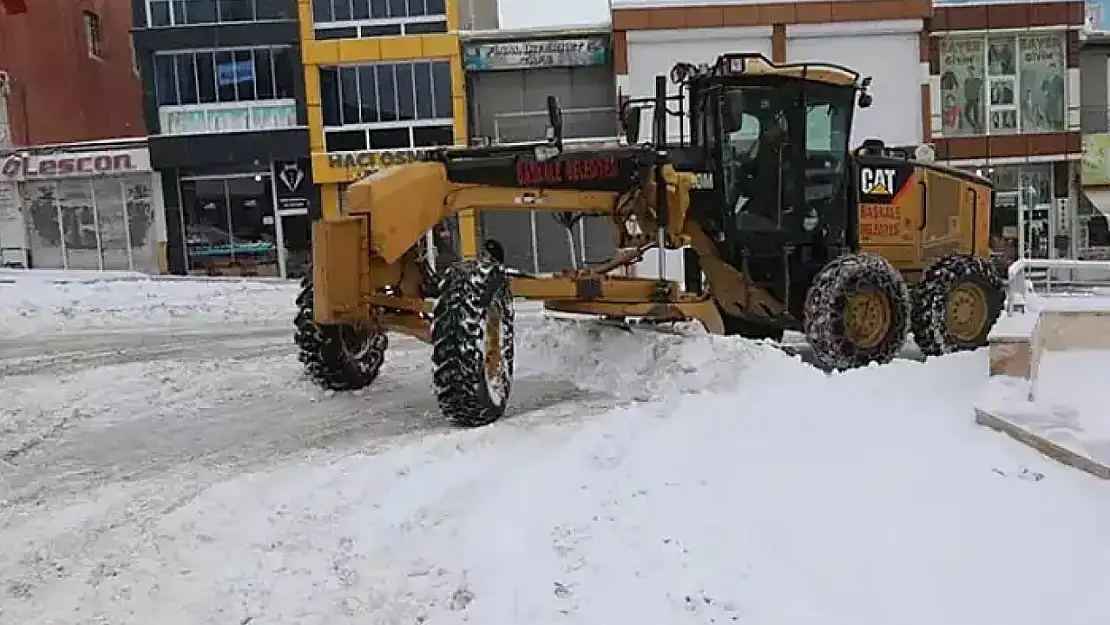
[463,24,620,273]
[0,0,150,269]
[607,0,1080,275]
[298,0,496,263]
[929,1,1084,267]
[611,0,933,148]
[131,0,316,277]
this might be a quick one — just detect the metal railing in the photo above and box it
[490,106,619,144]
[1005,258,1110,314]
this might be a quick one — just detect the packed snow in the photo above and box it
[3,273,1110,625]
[0,270,298,339]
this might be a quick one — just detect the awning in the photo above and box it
[1081,188,1110,219]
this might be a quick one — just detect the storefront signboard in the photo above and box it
[463,37,609,71]
[273,159,314,214]
[0,148,152,182]
[326,149,432,173]
[1083,134,1110,186]
[159,102,297,135]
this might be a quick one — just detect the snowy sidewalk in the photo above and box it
[0,275,298,339]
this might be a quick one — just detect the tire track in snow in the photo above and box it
[0,325,295,377]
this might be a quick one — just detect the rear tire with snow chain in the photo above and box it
[804,252,910,371]
[911,253,1003,357]
[432,257,515,427]
[294,275,388,391]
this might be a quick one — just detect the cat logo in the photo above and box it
[692,172,714,190]
[860,167,897,196]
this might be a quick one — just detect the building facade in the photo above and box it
[463,24,620,273]
[0,0,144,146]
[611,0,933,148]
[1078,31,1110,259]
[930,1,1084,266]
[298,0,494,262]
[131,0,316,278]
[0,0,150,270]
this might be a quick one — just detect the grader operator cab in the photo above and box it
[296,52,1004,427]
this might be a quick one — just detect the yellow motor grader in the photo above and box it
[295,53,1003,427]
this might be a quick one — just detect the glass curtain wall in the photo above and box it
[22,176,158,272]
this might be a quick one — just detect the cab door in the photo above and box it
[916,168,975,265]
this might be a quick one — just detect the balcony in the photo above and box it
[158,99,298,135]
[481,106,620,146]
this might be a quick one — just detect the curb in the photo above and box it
[974,407,1110,480]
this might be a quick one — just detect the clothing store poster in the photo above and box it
[939,38,986,136]
[1018,34,1065,133]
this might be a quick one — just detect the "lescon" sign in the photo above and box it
[0,149,150,181]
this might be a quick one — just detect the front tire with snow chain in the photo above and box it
[804,253,910,371]
[294,276,388,391]
[911,253,1003,357]
[432,257,515,427]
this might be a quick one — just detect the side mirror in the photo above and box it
[546,95,564,146]
[621,106,642,144]
[858,92,873,109]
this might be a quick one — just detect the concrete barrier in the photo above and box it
[979,301,1110,480]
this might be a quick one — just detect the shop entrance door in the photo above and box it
[1014,188,1051,285]
[180,173,279,276]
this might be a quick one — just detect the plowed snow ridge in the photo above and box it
[517,316,792,399]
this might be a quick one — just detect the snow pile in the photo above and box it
[6,345,1110,624]
[516,314,792,400]
[0,278,298,338]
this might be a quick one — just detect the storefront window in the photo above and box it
[939,33,1066,137]
[23,176,157,271]
[964,164,1054,270]
[180,175,279,276]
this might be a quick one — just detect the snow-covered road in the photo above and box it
[2,274,1108,625]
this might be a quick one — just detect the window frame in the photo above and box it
[937,31,1067,138]
[154,45,301,136]
[318,59,455,152]
[145,0,291,27]
[153,45,295,107]
[310,0,447,40]
[83,11,103,59]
